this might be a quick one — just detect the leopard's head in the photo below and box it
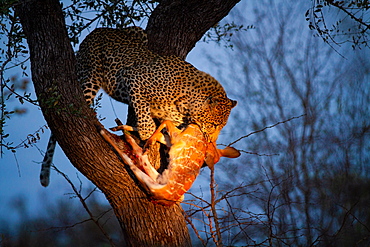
[195,95,237,143]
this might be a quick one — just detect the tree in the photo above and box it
[0,190,125,246]
[2,0,241,245]
[3,0,369,245]
[206,0,370,245]
[306,0,370,49]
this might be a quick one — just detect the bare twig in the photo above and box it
[52,166,116,247]
[327,0,370,31]
[209,166,223,246]
[1,16,16,156]
[228,114,306,146]
[13,125,48,149]
[184,213,207,246]
[240,150,280,157]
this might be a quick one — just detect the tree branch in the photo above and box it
[14,0,241,245]
[14,0,191,245]
[327,0,370,31]
[146,0,241,59]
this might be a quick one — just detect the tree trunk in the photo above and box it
[146,0,241,59]
[15,0,240,245]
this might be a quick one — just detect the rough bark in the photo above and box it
[15,0,240,245]
[15,0,190,246]
[146,0,241,59]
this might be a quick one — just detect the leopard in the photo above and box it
[40,26,237,187]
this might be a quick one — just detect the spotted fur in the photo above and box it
[40,133,56,187]
[40,26,236,187]
[79,27,236,141]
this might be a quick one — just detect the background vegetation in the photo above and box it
[1,0,369,246]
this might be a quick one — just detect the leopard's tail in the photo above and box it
[40,133,57,187]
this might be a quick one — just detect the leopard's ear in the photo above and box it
[205,97,237,108]
[205,96,220,108]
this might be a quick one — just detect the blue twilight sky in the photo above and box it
[1,0,369,237]
[0,35,235,225]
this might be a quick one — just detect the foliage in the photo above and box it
[204,0,370,245]
[1,0,369,245]
[0,188,124,247]
[0,0,248,245]
[0,0,244,154]
[63,0,158,45]
[0,11,32,154]
[203,22,254,49]
[306,0,370,49]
